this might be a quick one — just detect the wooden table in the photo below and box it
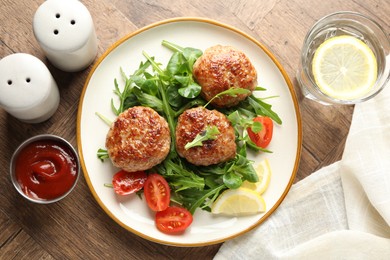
[1,0,388,259]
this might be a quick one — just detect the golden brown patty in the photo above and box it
[193,45,257,107]
[106,106,171,172]
[175,107,236,166]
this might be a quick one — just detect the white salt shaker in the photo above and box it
[0,53,60,123]
[33,0,98,72]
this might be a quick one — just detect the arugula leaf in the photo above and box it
[195,153,258,190]
[161,40,185,53]
[184,126,220,150]
[188,185,226,214]
[132,88,163,113]
[182,47,203,71]
[167,52,185,75]
[97,149,109,162]
[166,84,184,107]
[204,88,251,108]
[223,171,242,189]
[95,112,112,127]
[142,52,178,155]
[158,158,205,192]
[178,82,201,98]
[173,98,205,117]
[245,137,273,153]
[177,184,226,214]
[229,154,258,182]
[162,40,203,66]
[162,40,203,99]
[112,62,152,115]
[247,95,282,125]
[255,86,267,91]
[250,121,263,133]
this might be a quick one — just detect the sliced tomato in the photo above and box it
[247,116,273,148]
[112,170,147,195]
[155,206,193,234]
[144,173,170,211]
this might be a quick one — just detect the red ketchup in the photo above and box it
[14,140,78,201]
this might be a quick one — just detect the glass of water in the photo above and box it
[296,11,390,105]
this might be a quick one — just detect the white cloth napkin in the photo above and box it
[214,82,390,259]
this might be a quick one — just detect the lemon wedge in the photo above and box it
[241,158,271,194]
[312,35,377,100]
[211,187,266,216]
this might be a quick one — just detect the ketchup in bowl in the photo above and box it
[10,135,80,203]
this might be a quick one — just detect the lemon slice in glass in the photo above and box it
[241,158,271,195]
[211,187,266,216]
[312,35,377,100]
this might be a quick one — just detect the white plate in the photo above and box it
[77,17,302,246]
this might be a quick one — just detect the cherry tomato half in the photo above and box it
[144,173,170,212]
[155,206,193,234]
[112,170,147,195]
[247,116,273,148]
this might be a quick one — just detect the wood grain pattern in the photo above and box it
[1,0,388,258]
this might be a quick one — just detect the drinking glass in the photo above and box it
[296,11,390,105]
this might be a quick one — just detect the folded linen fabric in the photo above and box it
[214,76,390,259]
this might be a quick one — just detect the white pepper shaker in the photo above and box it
[33,0,98,72]
[0,53,60,123]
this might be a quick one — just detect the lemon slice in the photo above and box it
[211,187,266,216]
[312,35,377,100]
[241,158,271,194]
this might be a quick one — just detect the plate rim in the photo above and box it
[76,17,302,247]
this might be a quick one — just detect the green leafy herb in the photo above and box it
[111,62,152,116]
[162,40,203,99]
[247,95,282,125]
[181,185,226,214]
[184,126,220,150]
[95,112,112,126]
[97,149,109,162]
[199,154,258,190]
[204,88,251,108]
[157,158,204,192]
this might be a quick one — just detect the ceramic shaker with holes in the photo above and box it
[33,0,98,72]
[0,53,60,123]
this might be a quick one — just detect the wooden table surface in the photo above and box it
[1,0,388,259]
